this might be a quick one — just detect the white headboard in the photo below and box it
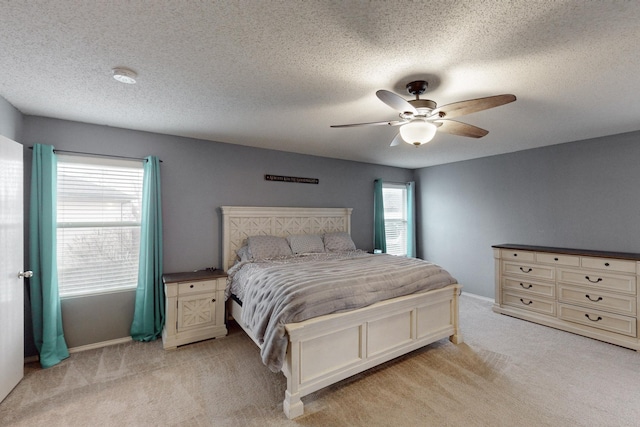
[220,206,353,271]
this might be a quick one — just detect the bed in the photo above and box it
[221,206,463,419]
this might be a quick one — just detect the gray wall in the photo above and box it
[22,116,413,351]
[0,96,23,140]
[415,130,640,299]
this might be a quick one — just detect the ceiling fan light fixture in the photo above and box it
[399,120,437,146]
[112,67,137,84]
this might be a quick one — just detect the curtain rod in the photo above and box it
[376,179,412,186]
[29,147,162,162]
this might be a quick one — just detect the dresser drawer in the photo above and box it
[535,252,580,267]
[581,257,636,274]
[503,262,554,281]
[178,279,217,295]
[557,268,636,295]
[501,249,535,262]
[558,285,637,316]
[503,277,555,298]
[502,292,555,316]
[558,303,637,337]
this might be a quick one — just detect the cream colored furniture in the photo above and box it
[493,244,639,351]
[222,206,462,419]
[162,270,228,350]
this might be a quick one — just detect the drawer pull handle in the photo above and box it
[190,284,194,288]
[520,283,532,289]
[513,253,518,257]
[212,298,216,303]
[585,314,602,322]
[554,257,559,261]
[519,298,533,305]
[585,276,602,283]
[585,294,603,302]
[520,267,532,273]
[604,262,610,267]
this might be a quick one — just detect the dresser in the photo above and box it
[493,244,639,351]
[162,269,228,349]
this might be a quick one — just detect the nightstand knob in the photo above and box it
[212,298,216,303]
[190,284,194,288]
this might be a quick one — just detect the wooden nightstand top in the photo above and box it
[163,269,227,284]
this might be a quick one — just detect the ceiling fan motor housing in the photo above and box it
[409,99,437,110]
[406,80,428,95]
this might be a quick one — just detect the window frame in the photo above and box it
[382,182,409,257]
[56,154,144,298]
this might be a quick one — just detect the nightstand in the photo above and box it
[162,269,228,349]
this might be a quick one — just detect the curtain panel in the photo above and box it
[29,144,69,368]
[406,181,416,258]
[130,156,164,341]
[373,178,386,253]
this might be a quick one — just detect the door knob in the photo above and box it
[18,271,33,278]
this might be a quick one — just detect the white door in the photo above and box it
[0,135,24,403]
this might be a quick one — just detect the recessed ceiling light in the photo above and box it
[112,67,137,84]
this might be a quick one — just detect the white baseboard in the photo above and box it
[462,291,495,303]
[24,337,133,365]
[24,355,39,364]
[68,336,133,354]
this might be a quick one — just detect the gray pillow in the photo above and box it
[286,234,325,254]
[323,232,356,252]
[236,245,251,262]
[247,235,293,259]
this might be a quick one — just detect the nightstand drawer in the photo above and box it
[558,304,637,337]
[178,279,216,295]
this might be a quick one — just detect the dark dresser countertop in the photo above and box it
[492,244,640,261]
[163,269,227,284]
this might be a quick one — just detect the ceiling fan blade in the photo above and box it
[331,120,403,128]
[434,120,489,138]
[376,90,418,114]
[389,133,403,147]
[434,94,516,119]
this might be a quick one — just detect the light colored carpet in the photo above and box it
[2,294,640,426]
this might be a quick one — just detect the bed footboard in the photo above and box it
[281,283,462,419]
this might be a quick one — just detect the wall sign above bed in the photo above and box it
[265,174,319,184]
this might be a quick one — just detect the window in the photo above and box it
[56,155,144,297]
[383,183,408,256]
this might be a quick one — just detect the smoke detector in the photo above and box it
[112,67,137,84]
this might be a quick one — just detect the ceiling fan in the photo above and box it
[331,80,516,147]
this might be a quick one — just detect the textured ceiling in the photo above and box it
[1,1,639,169]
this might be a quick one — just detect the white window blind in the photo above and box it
[57,155,144,297]
[383,183,408,256]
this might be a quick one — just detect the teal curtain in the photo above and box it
[373,179,386,253]
[406,181,416,258]
[131,156,164,341]
[29,144,69,368]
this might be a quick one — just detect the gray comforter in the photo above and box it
[227,251,457,372]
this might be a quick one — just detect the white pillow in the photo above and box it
[286,234,325,254]
[323,232,356,252]
[247,235,293,259]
